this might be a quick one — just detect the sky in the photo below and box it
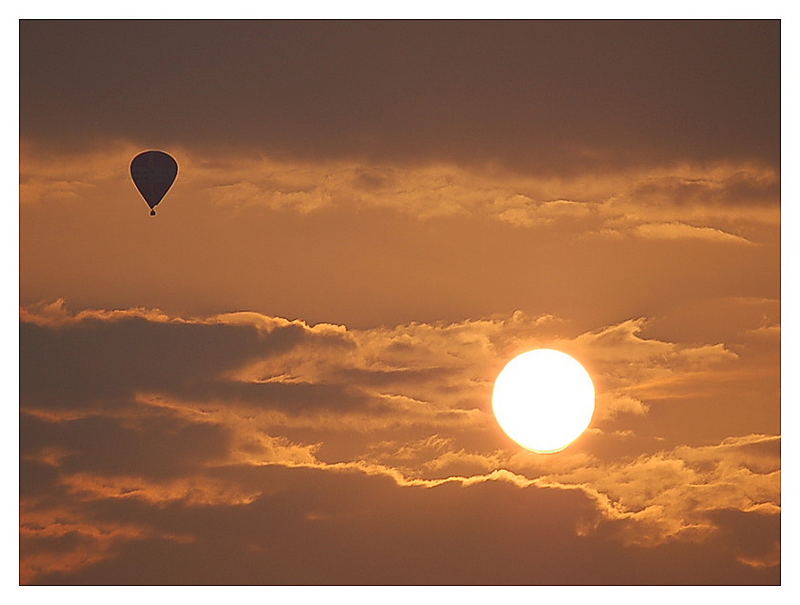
[19,19,780,585]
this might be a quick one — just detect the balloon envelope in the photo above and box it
[130,151,178,213]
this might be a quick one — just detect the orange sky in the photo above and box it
[20,20,780,585]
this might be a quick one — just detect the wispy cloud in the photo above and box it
[21,145,778,242]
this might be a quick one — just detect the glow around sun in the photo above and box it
[492,349,595,453]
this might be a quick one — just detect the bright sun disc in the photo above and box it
[492,349,595,453]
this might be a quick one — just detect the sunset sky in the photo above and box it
[19,20,780,584]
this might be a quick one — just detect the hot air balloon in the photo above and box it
[130,150,178,216]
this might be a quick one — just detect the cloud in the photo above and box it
[20,301,338,413]
[631,222,754,245]
[746,324,781,339]
[21,21,778,173]
[545,318,739,420]
[21,411,234,481]
[533,434,780,549]
[21,144,778,243]
[20,302,779,583]
[160,156,782,239]
[20,303,744,438]
[22,460,779,585]
[625,172,779,208]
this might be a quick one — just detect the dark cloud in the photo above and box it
[20,316,307,411]
[19,311,401,419]
[27,464,778,585]
[21,411,233,480]
[177,380,375,414]
[626,173,779,208]
[705,508,780,568]
[20,20,778,173]
[331,366,459,388]
[19,459,62,499]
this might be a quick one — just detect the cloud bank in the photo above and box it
[20,302,779,584]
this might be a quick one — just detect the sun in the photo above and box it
[492,349,595,453]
